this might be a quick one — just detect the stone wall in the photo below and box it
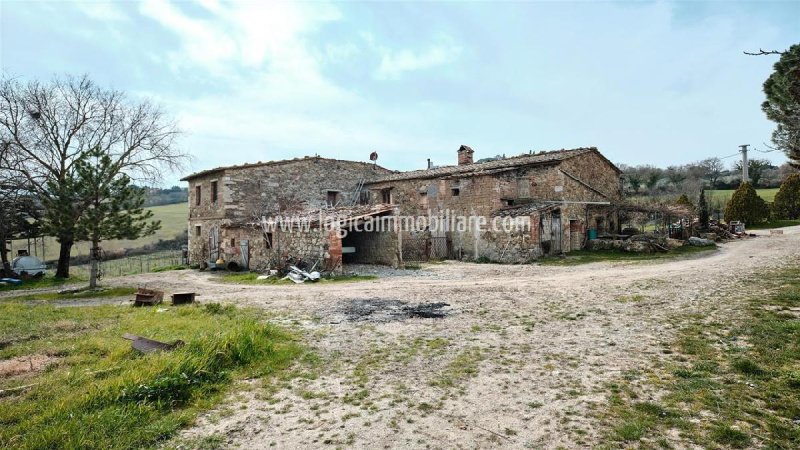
[196,224,342,273]
[218,158,390,223]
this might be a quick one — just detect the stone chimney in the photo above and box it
[457,145,474,165]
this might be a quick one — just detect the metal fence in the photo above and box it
[71,250,184,279]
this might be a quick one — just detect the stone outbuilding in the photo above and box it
[180,156,392,271]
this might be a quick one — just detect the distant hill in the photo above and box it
[143,186,188,207]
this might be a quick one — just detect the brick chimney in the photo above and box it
[457,145,474,165]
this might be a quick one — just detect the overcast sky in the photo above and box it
[1,1,797,186]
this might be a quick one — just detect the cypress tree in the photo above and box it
[698,189,709,230]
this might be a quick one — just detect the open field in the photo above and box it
[2,226,798,448]
[0,300,303,449]
[707,188,779,205]
[8,203,188,262]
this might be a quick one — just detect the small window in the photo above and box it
[211,181,218,203]
[194,225,201,236]
[264,232,273,249]
[230,238,235,247]
[381,188,392,204]
[451,188,460,197]
[358,191,369,205]
[327,191,339,207]
[503,199,514,206]
[195,185,201,205]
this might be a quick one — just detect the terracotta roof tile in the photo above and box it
[366,147,600,183]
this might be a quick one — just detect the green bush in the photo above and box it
[724,182,770,225]
[772,174,800,220]
[675,194,695,212]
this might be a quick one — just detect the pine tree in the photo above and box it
[698,189,709,230]
[762,44,800,168]
[724,182,770,225]
[772,174,800,219]
[69,148,160,288]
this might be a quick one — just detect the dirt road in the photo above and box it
[13,228,800,449]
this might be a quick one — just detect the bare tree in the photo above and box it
[699,157,724,188]
[0,75,185,277]
[666,166,687,185]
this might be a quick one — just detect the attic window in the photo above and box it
[503,199,515,206]
[451,188,460,197]
[211,181,218,203]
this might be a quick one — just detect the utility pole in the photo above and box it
[739,144,749,183]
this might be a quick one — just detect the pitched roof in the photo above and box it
[365,147,618,183]
[180,156,388,181]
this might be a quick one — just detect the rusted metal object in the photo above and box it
[171,292,196,305]
[122,333,184,354]
[133,288,164,306]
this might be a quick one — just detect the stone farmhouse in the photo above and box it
[181,146,623,271]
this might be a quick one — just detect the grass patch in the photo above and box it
[151,264,191,273]
[0,276,84,292]
[539,245,717,266]
[708,188,778,204]
[747,219,800,230]
[430,347,483,388]
[2,286,136,302]
[600,265,800,448]
[220,272,377,285]
[0,299,303,449]
[616,294,647,303]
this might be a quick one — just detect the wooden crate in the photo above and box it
[133,288,164,306]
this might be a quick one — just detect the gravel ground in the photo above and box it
[6,227,799,449]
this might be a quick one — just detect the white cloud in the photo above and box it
[75,1,128,22]
[373,35,462,80]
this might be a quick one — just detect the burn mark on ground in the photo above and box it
[334,299,451,323]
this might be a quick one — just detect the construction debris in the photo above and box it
[688,237,716,247]
[283,265,321,284]
[122,333,184,354]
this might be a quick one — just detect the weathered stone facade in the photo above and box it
[363,147,623,262]
[181,157,392,269]
[182,147,623,269]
